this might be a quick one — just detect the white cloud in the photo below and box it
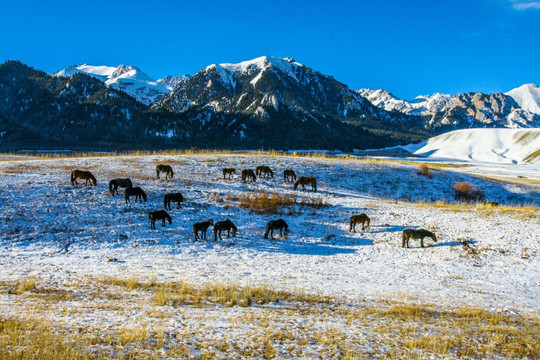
[511,0,540,10]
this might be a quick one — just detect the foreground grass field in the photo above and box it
[1,276,539,359]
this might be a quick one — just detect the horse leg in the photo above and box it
[162,218,166,227]
[420,237,425,248]
[151,219,155,230]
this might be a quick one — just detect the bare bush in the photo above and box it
[417,165,433,178]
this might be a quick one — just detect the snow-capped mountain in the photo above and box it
[505,83,540,115]
[358,88,540,130]
[152,56,425,149]
[357,89,453,116]
[55,64,172,105]
[157,74,191,89]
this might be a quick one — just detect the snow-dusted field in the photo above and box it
[0,153,539,357]
[1,154,538,310]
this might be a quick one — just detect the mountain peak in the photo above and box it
[505,83,540,115]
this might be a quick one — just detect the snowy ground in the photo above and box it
[0,153,538,312]
[0,153,539,357]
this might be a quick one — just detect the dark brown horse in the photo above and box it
[125,186,147,204]
[109,178,132,195]
[283,169,297,182]
[164,193,184,210]
[241,169,256,182]
[294,176,317,191]
[156,164,174,179]
[349,213,370,232]
[149,210,172,229]
[71,170,97,186]
[223,168,235,179]
[264,219,289,240]
[402,229,437,248]
[214,220,237,241]
[256,166,274,178]
[193,219,214,241]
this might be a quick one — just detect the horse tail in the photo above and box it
[366,216,370,228]
[170,168,174,178]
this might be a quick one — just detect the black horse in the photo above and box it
[214,220,237,241]
[241,169,256,182]
[125,186,147,204]
[283,169,297,182]
[164,193,184,210]
[256,166,274,178]
[223,168,235,179]
[149,210,172,229]
[193,219,214,241]
[264,219,289,240]
[109,178,133,196]
[156,164,174,179]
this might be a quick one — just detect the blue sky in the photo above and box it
[1,0,539,99]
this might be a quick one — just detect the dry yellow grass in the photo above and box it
[1,276,539,359]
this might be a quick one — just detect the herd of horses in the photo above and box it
[69,162,438,247]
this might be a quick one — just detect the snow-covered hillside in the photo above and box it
[402,128,540,164]
[55,64,173,105]
[505,83,540,115]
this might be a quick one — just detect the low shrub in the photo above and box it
[417,164,433,178]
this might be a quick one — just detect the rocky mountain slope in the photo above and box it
[358,88,540,131]
[1,57,539,150]
[152,56,427,149]
[0,61,191,148]
[55,64,174,105]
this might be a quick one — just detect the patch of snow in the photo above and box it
[505,83,540,115]
[402,128,540,164]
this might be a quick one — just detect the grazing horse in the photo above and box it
[241,169,257,182]
[164,193,184,210]
[71,170,97,186]
[223,168,235,179]
[294,176,317,192]
[402,229,437,248]
[283,169,297,182]
[193,219,214,241]
[350,213,370,232]
[214,220,237,241]
[109,178,133,195]
[264,219,289,240]
[256,166,274,178]
[125,186,147,204]
[156,164,174,179]
[149,210,172,229]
